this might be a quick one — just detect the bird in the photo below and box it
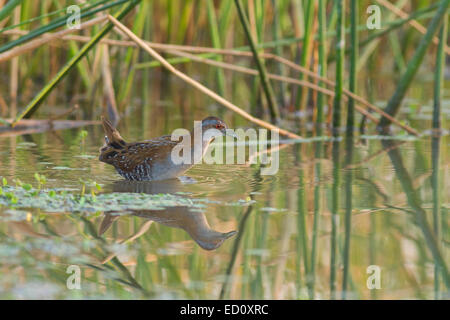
[99,175,237,250]
[99,116,237,181]
[99,208,236,251]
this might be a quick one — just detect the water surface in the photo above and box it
[0,104,448,300]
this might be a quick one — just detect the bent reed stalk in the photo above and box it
[1,25,417,135]
[107,14,301,140]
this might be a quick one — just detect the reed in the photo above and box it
[117,0,149,106]
[330,139,340,300]
[315,0,327,136]
[294,0,315,112]
[342,0,358,299]
[296,145,309,297]
[108,15,301,139]
[234,0,280,122]
[383,140,450,290]
[432,15,447,131]
[0,0,23,23]
[309,139,322,299]
[0,0,128,53]
[10,0,140,126]
[1,1,449,298]
[331,0,344,137]
[346,0,358,137]
[206,0,226,97]
[270,0,286,107]
[378,0,450,132]
[431,13,447,299]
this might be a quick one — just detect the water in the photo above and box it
[0,103,448,300]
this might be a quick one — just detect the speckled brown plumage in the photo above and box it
[99,116,232,181]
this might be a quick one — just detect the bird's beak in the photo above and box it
[225,130,238,139]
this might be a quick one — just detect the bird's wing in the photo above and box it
[109,135,182,173]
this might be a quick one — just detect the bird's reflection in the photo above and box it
[99,179,237,250]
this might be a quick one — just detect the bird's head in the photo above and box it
[201,116,237,141]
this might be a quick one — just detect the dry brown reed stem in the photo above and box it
[246,143,291,167]
[9,27,415,134]
[1,22,418,135]
[48,104,79,121]
[166,48,379,124]
[107,15,301,139]
[269,54,418,135]
[0,94,7,116]
[101,44,119,124]
[0,15,108,63]
[376,0,450,55]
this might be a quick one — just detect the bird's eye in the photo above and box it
[216,124,222,129]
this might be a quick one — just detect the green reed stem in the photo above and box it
[432,14,447,300]
[431,136,442,299]
[309,140,323,299]
[176,0,194,44]
[219,203,255,299]
[134,7,436,75]
[0,0,130,53]
[342,139,354,300]
[271,0,286,106]
[0,0,23,22]
[342,0,357,300]
[255,211,269,298]
[207,0,226,97]
[378,0,450,132]
[388,31,406,73]
[49,0,92,88]
[316,0,327,136]
[219,0,233,36]
[383,139,450,290]
[0,0,101,33]
[295,0,314,111]
[297,147,309,296]
[433,16,447,130]
[332,0,345,136]
[234,0,280,122]
[358,3,438,50]
[118,0,148,104]
[346,0,357,137]
[10,0,140,126]
[330,139,340,299]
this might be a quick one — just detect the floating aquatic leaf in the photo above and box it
[0,185,224,215]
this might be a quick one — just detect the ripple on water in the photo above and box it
[187,164,258,196]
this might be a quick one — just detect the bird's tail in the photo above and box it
[99,116,127,164]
